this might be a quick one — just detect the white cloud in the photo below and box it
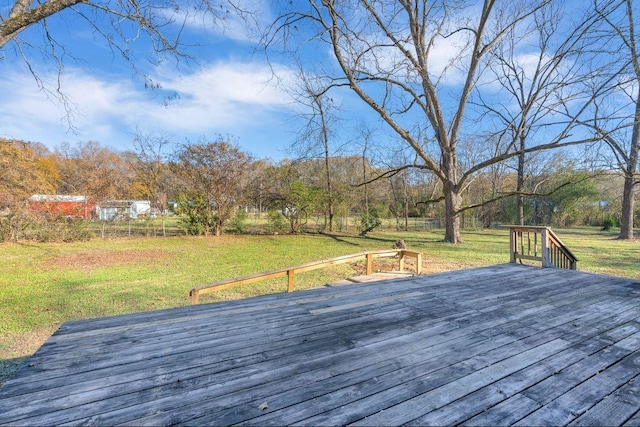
[0,60,297,158]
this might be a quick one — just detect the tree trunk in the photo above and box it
[444,190,462,243]
[442,148,462,243]
[362,147,369,214]
[314,95,334,232]
[403,175,409,231]
[619,108,640,240]
[516,140,526,226]
[619,175,636,239]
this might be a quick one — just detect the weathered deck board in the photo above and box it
[1,263,640,426]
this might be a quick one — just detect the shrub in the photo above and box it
[359,212,382,235]
[602,215,618,231]
[267,209,287,233]
[228,209,248,234]
[0,212,93,242]
[174,193,216,236]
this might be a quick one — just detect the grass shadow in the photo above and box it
[314,232,365,246]
[0,356,30,388]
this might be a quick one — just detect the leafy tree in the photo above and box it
[267,209,287,234]
[174,191,216,236]
[172,138,252,236]
[358,211,381,236]
[536,167,600,226]
[261,161,321,233]
[0,138,58,207]
[282,180,321,233]
[54,140,135,202]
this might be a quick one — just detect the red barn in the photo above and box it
[28,195,95,219]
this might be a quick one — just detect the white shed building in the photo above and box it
[97,200,151,221]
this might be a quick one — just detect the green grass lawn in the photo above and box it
[1,226,638,382]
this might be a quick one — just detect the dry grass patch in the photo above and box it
[42,249,173,272]
[0,327,57,387]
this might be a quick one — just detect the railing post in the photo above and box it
[415,252,422,274]
[190,290,199,305]
[399,251,405,272]
[366,253,373,275]
[509,228,516,263]
[541,228,551,268]
[287,269,295,292]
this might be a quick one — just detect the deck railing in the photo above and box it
[189,249,423,304]
[509,226,577,270]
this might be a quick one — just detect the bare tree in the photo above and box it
[131,131,174,236]
[290,70,339,231]
[267,0,598,243]
[585,0,640,239]
[1,1,251,124]
[476,2,599,225]
[1,0,248,50]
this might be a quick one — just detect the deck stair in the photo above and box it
[509,226,578,270]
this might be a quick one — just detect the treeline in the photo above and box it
[0,136,626,242]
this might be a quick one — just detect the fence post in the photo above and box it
[366,253,373,275]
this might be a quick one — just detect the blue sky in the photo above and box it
[0,1,305,160]
[1,0,610,165]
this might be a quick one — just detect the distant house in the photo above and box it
[28,195,95,219]
[97,200,151,221]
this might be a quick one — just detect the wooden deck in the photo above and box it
[1,263,640,426]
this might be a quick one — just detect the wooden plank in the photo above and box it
[197,319,554,427]
[517,344,640,426]
[259,339,570,427]
[241,288,624,424]
[406,385,530,426]
[520,332,640,408]
[2,274,556,424]
[0,300,510,425]
[0,270,620,394]
[1,264,639,427]
[463,393,541,426]
[408,322,640,426]
[292,296,640,424]
[622,410,640,426]
[0,301,423,395]
[189,249,418,301]
[570,372,640,426]
[98,321,521,426]
[6,278,524,424]
[309,291,424,315]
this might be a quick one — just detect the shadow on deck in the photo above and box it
[1,263,640,426]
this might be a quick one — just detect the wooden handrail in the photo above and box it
[189,249,423,304]
[509,226,577,270]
